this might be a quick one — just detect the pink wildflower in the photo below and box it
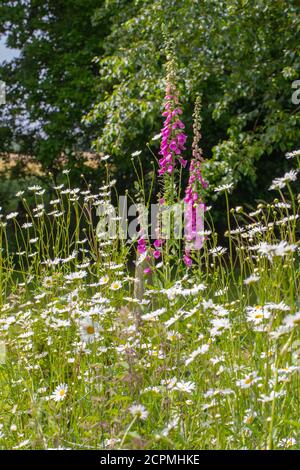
[137,238,147,254]
[183,253,193,267]
[158,68,187,176]
[153,239,163,249]
[183,96,208,265]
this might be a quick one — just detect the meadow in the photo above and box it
[0,147,299,450]
[0,45,299,450]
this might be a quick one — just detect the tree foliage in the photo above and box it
[86,0,300,201]
[0,0,300,208]
[0,0,109,173]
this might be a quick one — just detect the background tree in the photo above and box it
[1,0,299,224]
[0,0,110,178]
[86,0,300,211]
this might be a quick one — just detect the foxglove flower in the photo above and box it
[158,54,187,177]
[154,47,187,263]
[183,96,208,265]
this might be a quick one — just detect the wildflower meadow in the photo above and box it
[0,39,300,453]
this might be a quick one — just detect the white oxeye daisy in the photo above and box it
[282,312,300,328]
[110,280,122,291]
[79,318,99,344]
[209,246,227,256]
[244,274,260,285]
[22,222,33,229]
[99,275,109,285]
[258,390,285,402]
[278,437,297,448]
[210,318,231,337]
[6,212,18,220]
[246,305,271,325]
[42,276,54,289]
[51,383,68,402]
[286,149,300,159]
[131,150,142,157]
[174,380,196,394]
[252,241,297,260]
[213,183,234,193]
[243,410,257,425]
[151,133,162,141]
[142,308,166,321]
[269,170,298,190]
[236,372,260,389]
[129,404,149,420]
[185,344,210,366]
[67,289,79,304]
[167,330,182,342]
[64,271,87,281]
[12,440,30,450]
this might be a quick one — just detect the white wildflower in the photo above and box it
[129,404,149,420]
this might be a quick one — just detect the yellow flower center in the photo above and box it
[86,326,95,335]
[245,377,252,384]
[59,389,66,397]
[245,415,254,425]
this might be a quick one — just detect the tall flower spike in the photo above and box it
[184,96,208,266]
[158,41,187,178]
[153,38,188,264]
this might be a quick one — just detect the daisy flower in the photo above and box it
[110,280,122,291]
[243,410,257,425]
[65,271,87,281]
[142,308,166,322]
[51,383,68,402]
[254,241,297,260]
[185,344,210,366]
[246,305,271,325]
[269,170,298,190]
[41,276,53,289]
[244,274,260,285]
[278,437,297,448]
[174,380,196,394]
[99,275,109,285]
[79,318,99,344]
[210,317,231,337]
[236,371,261,389]
[258,390,285,402]
[282,312,300,328]
[22,222,33,229]
[213,183,234,193]
[131,150,142,157]
[129,404,149,420]
[286,149,300,159]
[161,415,180,437]
[6,212,19,220]
[67,289,79,304]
